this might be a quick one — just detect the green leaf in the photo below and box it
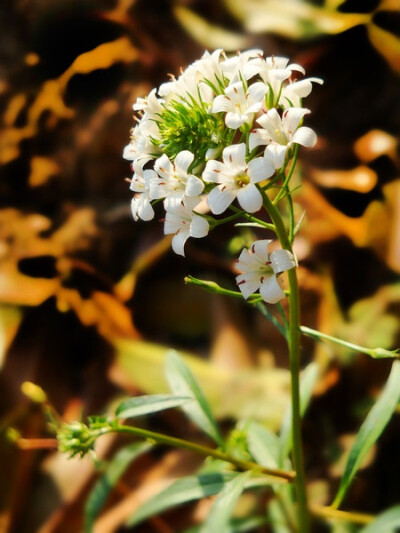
[84,441,151,533]
[333,361,400,508]
[200,471,251,533]
[126,472,237,527]
[115,394,193,419]
[126,472,274,527]
[165,350,224,446]
[247,421,280,469]
[361,505,400,533]
[279,362,319,465]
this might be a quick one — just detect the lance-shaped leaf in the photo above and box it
[361,505,400,533]
[85,441,151,533]
[333,360,400,508]
[279,362,319,465]
[200,471,251,533]
[126,472,275,527]
[165,350,224,446]
[247,421,280,469]
[115,394,193,419]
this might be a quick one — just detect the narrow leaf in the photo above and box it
[126,472,274,527]
[126,472,237,527]
[200,471,251,533]
[279,362,319,464]
[361,505,400,533]
[115,394,193,419]
[85,441,151,533]
[165,350,224,446]
[247,421,280,469]
[333,361,400,508]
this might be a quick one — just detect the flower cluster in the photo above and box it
[124,49,321,301]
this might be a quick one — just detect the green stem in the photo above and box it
[229,205,276,231]
[115,423,295,482]
[261,190,310,533]
[273,145,299,206]
[300,326,399,359]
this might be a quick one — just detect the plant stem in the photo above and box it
[261,190,310,533]
[310,505,374,525]
[300,326,399,359]
[115,423,295,482]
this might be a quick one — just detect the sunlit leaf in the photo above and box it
[279,362,319,464]
[112,339,290,428]
[0,305,22,368]
[367,23,400,74]
[200,471,251,533]
[361,505,400,533]
[126,472,275,527]
[165,351,224,446]
[85,441,151,533]
[115,394,193,419]
[247,421,280,469]
[333,361,400,508]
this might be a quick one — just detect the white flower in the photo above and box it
[164,197,209,256]
[129,161,157,221]
[133,88,164,119]
[123,120,160,164]
[203,143,274,215]
[280,77,324,108]
[151,151,204,208]
[221,49,263,83]
[244,56,305,106]
[236,240,296,303]
[159,66,214,106]
[212,81,268,129]
[249,107,317,154]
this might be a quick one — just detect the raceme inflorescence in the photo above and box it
[123,49,322,303]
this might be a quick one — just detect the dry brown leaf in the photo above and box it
[310,166,377,193]
[354,130,398,164]
[29,156,60,188]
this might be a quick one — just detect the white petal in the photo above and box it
[247,82,268,104]
[175,150,194,175]
[260,275,285,304]
[237,184,262,213]
[225,112,247,129]
[123,143,136,161]
[164,192,183,211]
[212,95,231,113]
[236,273,261,299]
[164,215,180,235]
[282,107,310,135]
[203,160,225,183]
[265,144,287,169]
[292,126,317,147]
[138,199,154,221]
[185,175,204,196]
[155,154,173,179]
[248,156,274,182]
[251,239,272,262]
[249,131,267,151]
[222,143,246,170]
[172,230,189,257]
[270,249,296,274]
[190,215,209,238]
[207,185,236,215]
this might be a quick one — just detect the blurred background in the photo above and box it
[0,0,399,531]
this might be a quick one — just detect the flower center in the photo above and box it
[154,100,223,164]
[234,172,250,187]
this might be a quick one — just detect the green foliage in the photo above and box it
[333,361,400,508]
[165,350,225,446]
[115,394,193,419]
[361,505,400,533]
[84,441,152,532]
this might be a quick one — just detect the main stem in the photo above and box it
[261,191,310,532]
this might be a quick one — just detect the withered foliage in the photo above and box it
[0,1,399,531]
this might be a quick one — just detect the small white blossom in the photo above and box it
[129,161,157,221]
[203,143,274,214]
[164,197,209,256]
[133,88,164,118]
[236,240,296,303]
[151,151,204,209]
[212,81,268,129]
[280,77,324,108]
[249,107,317,154]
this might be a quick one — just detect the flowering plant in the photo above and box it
[55,50,400,533]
